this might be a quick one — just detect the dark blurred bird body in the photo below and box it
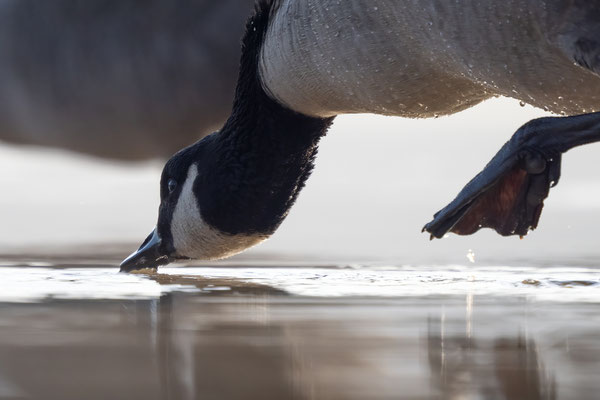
[0,0,253,159]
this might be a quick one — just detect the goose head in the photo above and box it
[120,1,333,272]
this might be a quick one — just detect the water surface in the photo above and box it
[0,260,598,400]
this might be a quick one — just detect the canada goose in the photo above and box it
[0,0,253,159]
[121,0,600,271]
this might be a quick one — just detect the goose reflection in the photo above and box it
[0,289,586,400]
[155,292,304,400]
[427,318,557,400]
[145,271,288,296]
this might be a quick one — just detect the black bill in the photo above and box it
[119,228,172,272]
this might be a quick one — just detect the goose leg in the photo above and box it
[423,112,600,239]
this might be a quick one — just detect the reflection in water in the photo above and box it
[494,338,556,400]
[0,288,598,399]
[427,316,556,400]
[156,294,297,400]
[148,272,288,296]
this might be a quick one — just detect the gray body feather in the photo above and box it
[260,0,600,117]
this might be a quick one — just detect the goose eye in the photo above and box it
[167,179,177,194]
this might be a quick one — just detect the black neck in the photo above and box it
[199,1,334,235]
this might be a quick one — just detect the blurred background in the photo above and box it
[0,0,599,267]
[3,97,600,266]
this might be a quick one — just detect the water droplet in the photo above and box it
[466,249,475,263]
[519,101,526,107]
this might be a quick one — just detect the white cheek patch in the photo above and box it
[170,163,269,260]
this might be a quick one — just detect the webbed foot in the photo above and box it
[423,112,600,239]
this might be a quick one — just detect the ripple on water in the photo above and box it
[0,263,597,303]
